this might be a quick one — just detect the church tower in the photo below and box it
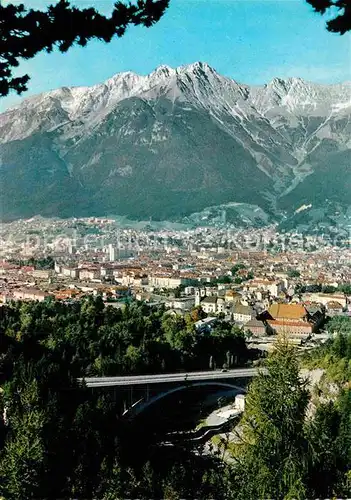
[195,288,201,307]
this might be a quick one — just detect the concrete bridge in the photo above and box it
[81,368,264,417]
[83,367,263,388]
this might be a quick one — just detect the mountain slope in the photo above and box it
[0,62,350,224]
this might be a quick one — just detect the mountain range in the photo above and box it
[0,62,350,229]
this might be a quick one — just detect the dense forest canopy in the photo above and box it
[0,297,250,378]
[0,298,350,498]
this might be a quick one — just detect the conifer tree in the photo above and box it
[306,0,350,34]
[230,341,310,499]
[0,380,46,500]
[0,0,169,96]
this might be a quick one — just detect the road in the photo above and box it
[81,368,264,388]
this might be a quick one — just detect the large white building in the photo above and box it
[244,279,285,297]
[148,276,189,289]
[200,296,226,315]
[232,303,256,324]
[13,288,50,302]
[165,297,195,311]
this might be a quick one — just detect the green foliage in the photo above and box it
[227,340,351,499]
[1,298,349,498]
[305,392,351,498]
[0,297,251,378]
[8,256,55,269]
[0,380,45,500]
[302,316,351,384]
[328,315,351,335]
[339,283,351,295]
[231,263,246,275]
[216,275,232,284]
[321,284,337,294]
[287,269,300,278]
[231,342,310,499]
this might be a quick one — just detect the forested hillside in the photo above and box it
[0,298,350,499]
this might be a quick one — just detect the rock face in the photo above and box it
[0,62,350,224]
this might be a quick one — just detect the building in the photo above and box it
[13,288,50,302]
[267,302,320,335]
[148,275,189,289]
[224,290,241,303]
[216,297,226,314]
[267,320,313,336]
[54,261,62,274]
[61,266,79,278]
[245,279,285,297]
[326,301,345,316]
[32,269,52,279]
[100,266,114,278]
[109,245,134,261]
[233,303,256,324]
[235,394,246,412]
[165,297,195,311]
[306,293,347,309]
[108,244,116,262]
[201,296,218,315]
[54,289,80,301]
[268,303,308,323]
[245,318,267,337]
[78,268,100,281]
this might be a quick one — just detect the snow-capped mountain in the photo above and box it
[0,62,350,225]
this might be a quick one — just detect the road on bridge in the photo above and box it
[81,368,265,388]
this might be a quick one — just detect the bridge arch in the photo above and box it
[123,381,245,418]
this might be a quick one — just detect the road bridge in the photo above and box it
[80,368,265,417]
[82,367,264,388]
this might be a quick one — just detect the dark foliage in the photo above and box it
[1,0,349,99]
[306,0,351,34]
[0,298,236,498]
[0,0,169,96]
[0,300,350,498]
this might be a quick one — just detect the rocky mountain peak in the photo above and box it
[0,64,350,228]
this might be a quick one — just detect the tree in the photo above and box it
[231,263,245,276]
[288,269,301,278]
[216,275,232,284]
[0,380,46,500]
[0,0,169,97]
[230,341,310,499]
[190,306,206,322]
[339,283,351,295]
[306,0,351,34]
[305,396,350,498]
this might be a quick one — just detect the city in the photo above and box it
[1,216,350,350]
[0,0,350,498]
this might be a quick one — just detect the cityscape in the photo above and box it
[0,0,350,499]
[1,215,350,348]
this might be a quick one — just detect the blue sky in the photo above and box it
[1,0,350,111]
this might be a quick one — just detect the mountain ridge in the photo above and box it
[0,62,350,227]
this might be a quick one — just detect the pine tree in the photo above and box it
[0,380,46,500]
[230,341,310,499]
[306,0,350,34]
[305,397,349,498]
[0,0,169,96]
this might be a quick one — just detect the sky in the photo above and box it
[1,0,350,111]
